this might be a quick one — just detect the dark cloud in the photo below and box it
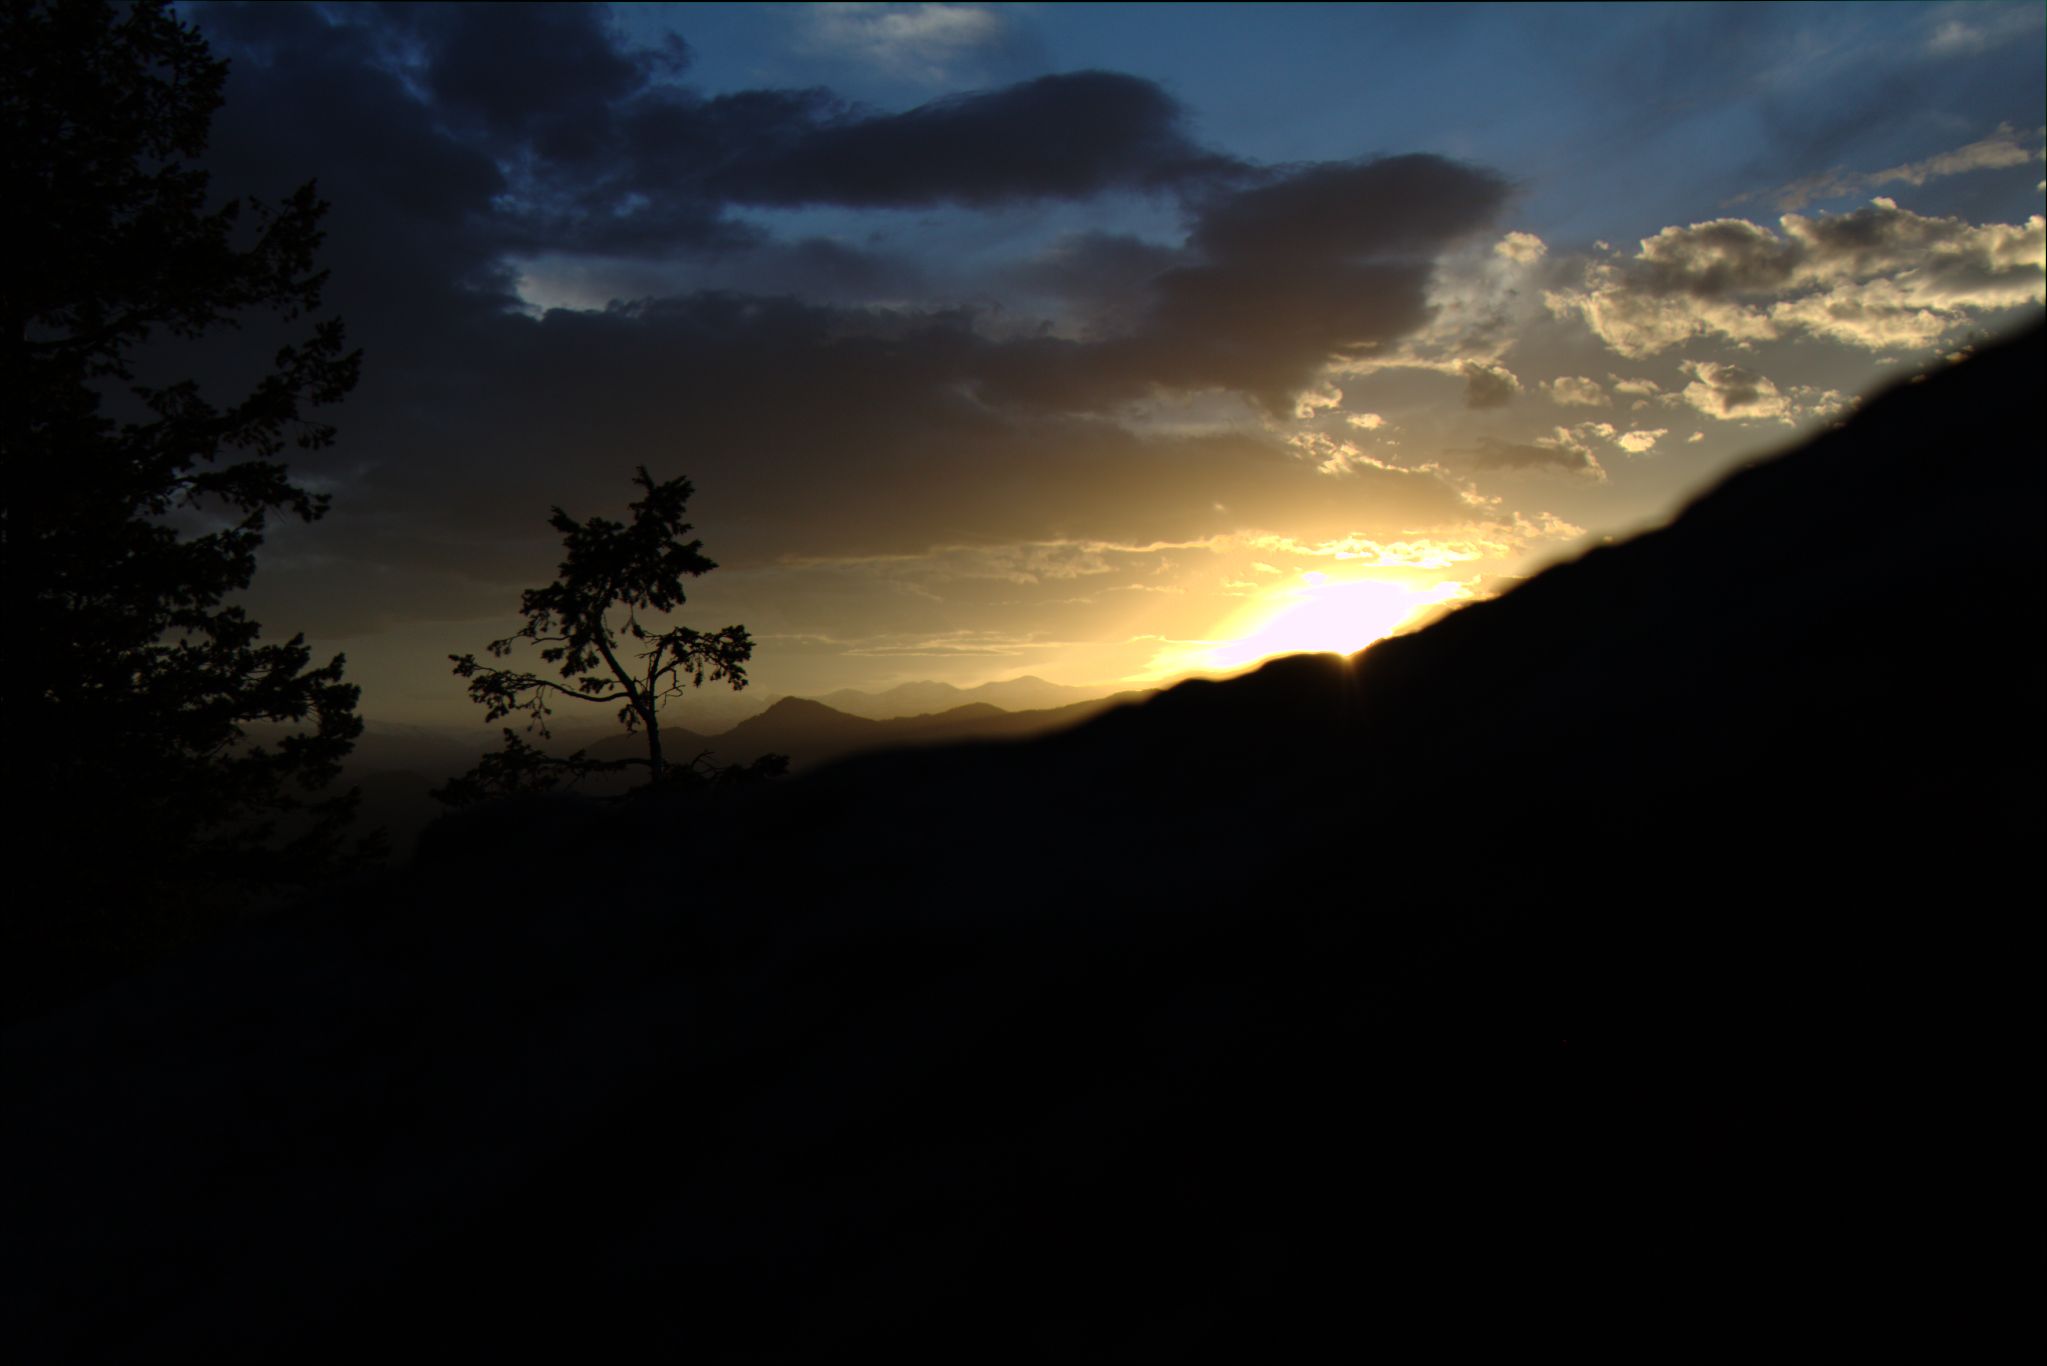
[193,5,1247,264]
[202,21,1497,428]
[246,285,1471,636]
[1146,258,1434,401]
[750,237,925,298]
[960,257,1439,416]
[981,156,1511,412]
[182,4,1499,648]
[390,1,657,162]
[707,71,1247,208]
[1469,437,1600,476]
[193,3,520,298]
[1461,360,1522,408]
[565,71,1244,253]
[1189,155,1509,263]
[1008,232,1187,328]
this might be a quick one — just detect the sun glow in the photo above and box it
[1145,572,1469,679]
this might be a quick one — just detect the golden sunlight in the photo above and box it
[1143,572,1470,679]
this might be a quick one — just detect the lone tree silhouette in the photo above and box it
[2,0,364,962]
[438,468,780,805]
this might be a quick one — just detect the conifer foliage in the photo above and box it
[2,1,365,944]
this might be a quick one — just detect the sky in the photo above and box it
[177,1,2046,727]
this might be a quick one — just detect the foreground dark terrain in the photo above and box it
[5,327,2042,1362]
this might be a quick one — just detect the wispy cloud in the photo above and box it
[1758,124,2046,211]
[1924,2,2046,58]
[797,3,1013,85]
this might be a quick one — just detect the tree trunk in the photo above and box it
[642,698,665,783]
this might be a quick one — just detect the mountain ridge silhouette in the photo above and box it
[812,674,1121,719]
[575,689,1152,774]
[5,324,2040,1363]
[336,693,1155,857]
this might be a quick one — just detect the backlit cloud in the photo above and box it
[1547,200,2045,356]
[1545,376,1610,407]
[1925,4,2046,58]
[797,3,1013,84]
[1679,361,1792,421]
[1243,511,1585,567]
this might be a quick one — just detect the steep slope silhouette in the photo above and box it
[4,326,2039,1364]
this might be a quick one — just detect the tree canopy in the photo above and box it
[2,0,365,971]
[437,467,782,805]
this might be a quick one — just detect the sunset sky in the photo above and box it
[183,1,2045,726]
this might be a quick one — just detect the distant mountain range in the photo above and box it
[340,679,1133,772]
[582,689,1150,773]
[14,326,2039,1363]
[345,690,1152,855]
[809,675,1122,719]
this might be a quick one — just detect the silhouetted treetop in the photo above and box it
[438,467,780,804]
[2,0,366,977]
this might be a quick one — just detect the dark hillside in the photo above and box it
[4,327,2041,1363]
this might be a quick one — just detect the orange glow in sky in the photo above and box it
[1142,571,1470,679]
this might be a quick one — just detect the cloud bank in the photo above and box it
[1548,199,2044,356]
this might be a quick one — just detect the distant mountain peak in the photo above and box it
[810,675,1120,720]
[759,695,852,718]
